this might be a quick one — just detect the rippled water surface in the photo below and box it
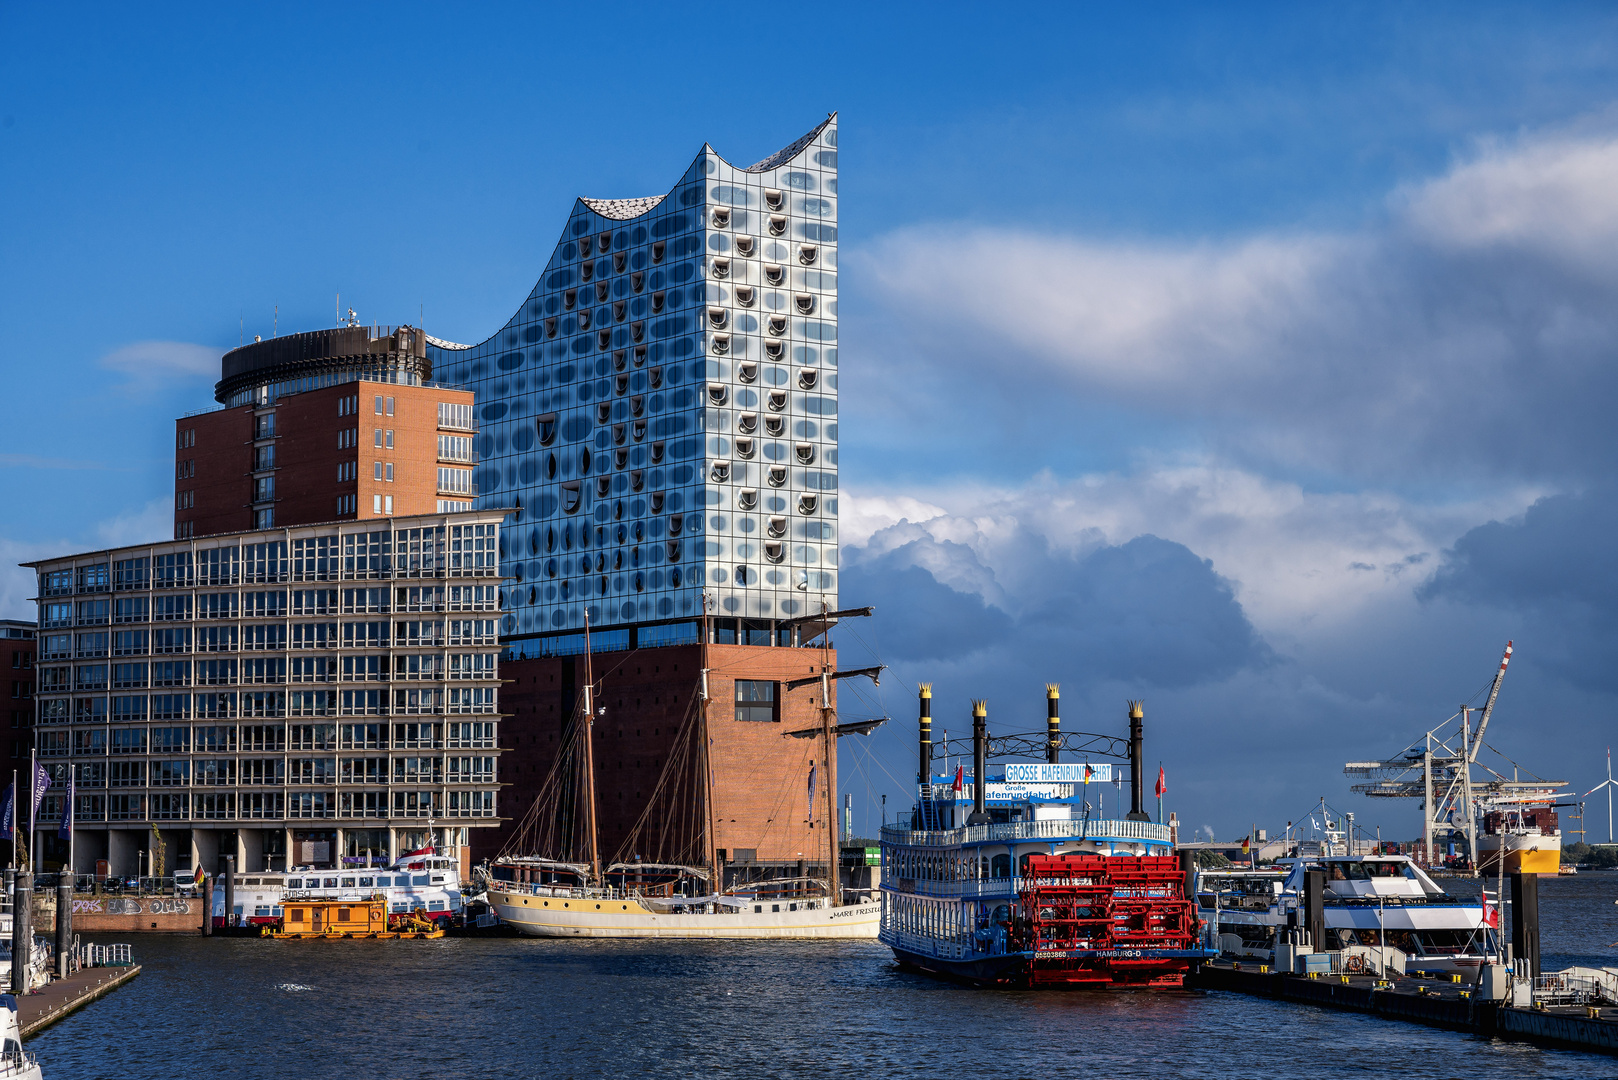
[33,873,1618,1079]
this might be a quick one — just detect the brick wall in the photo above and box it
[175,407,255,537]
[174,382,474,535]
[480,642,839,875]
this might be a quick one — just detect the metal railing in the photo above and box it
[881,817,1173,849]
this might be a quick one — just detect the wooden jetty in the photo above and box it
[17,964,141,1039]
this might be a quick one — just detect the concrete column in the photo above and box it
[285,827,295,869]
[223,855,236,929]
[388,827,400,864]
[240,829,264,873]
[107,829,139,877]
[193,829,221,876]
[334,828,346,870]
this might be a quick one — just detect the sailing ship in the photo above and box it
[481,602,881,938]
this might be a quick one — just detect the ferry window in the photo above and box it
[324,878,338,888]
[431,875,446,883]
[771,904,780,912]
[429,901,446,911]
[754,905,762,914]
[341,877,356,887]
[734,680,777,723]
[287,879,303,889]
[290,909,304,923]
[992,855,1011,878]
[413,875,429,886]
[359,877,374,887]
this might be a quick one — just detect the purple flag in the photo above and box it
[58,770,74,841]
[0,783,12,840]
[29,761,51,836]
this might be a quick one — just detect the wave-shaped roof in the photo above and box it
[578,195,668,221]
[570,115,836,224]
[743,114,834,172]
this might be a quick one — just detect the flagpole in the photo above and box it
[27,748,35,873]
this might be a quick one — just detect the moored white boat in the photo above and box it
[487,881,879,938]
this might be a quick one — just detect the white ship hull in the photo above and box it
[489,888,880,939]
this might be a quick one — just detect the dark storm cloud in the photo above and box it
[1421,486,1618,692]
[842,527,1268,693]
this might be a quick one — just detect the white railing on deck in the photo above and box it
[881,817,1172,848]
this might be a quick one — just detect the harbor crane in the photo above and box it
[1343,642,1566,868]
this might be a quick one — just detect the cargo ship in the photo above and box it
[1475,797,1563,875]
[879,690,1210,987]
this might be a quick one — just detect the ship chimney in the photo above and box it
[1045,683,1060,764]
[968,701,990,826]
[917,683,933,786]
[1126,700,1150,821]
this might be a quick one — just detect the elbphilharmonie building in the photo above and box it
[428,116,840,654]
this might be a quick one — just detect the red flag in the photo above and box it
[1482,892,1499,928]
[1154,766,1167,798]
[953,765,964,796]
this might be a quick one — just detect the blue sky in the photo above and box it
[5,3,1618,842]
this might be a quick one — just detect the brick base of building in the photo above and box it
[483,641,841,882]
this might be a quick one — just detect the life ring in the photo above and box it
[1343,954,1367,974]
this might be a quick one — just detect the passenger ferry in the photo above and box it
[211,851,467,927]
[1197,854,1501,977]
[879,695,1209,987]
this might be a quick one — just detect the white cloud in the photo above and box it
[99,340,217,380]
[845,464,1539,644]
[848,122,1618,486]
[0,498,173,621]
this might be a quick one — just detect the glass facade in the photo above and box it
[427,118,840,643]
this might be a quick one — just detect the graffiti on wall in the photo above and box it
[72,897,191,916]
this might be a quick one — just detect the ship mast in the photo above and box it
[819,600,838,907]
[581,607,601,885]
[700,594,719,889]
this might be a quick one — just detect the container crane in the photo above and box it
[1343,642,1565,869]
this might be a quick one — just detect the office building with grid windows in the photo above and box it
[25,511,505,877]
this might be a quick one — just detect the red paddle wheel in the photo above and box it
[1014,854,1200,987]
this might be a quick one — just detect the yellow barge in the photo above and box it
[267,899,446,939]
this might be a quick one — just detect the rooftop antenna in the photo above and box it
[336,292,340,327]
[274,305,278,338]
[239,310,243,346]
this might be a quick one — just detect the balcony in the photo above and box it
[879,817,1173,849]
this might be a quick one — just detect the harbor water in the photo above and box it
[34,873,1618,1078]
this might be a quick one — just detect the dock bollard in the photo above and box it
[55,871,72,979]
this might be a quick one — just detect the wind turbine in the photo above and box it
[1585,747,1615,845]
